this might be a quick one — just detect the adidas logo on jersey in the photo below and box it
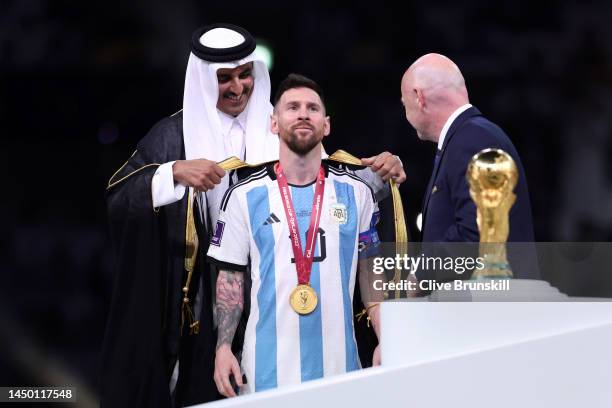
[263,213,281,225]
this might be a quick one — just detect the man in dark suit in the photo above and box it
[400,53,537,279]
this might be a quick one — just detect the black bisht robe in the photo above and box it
[101,112,221,407]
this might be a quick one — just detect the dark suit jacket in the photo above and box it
[421,106,535,243]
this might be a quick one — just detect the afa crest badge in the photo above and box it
[330,203,347,224]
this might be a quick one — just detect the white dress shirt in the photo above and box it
[151,110,247,208]
[438,103,472,150]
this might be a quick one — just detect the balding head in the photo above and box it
[401,53,469,142]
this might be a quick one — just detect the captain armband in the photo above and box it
[358,211,381,259]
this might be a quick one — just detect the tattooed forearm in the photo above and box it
[215,269,244,350]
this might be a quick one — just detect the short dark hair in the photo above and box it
[273,73,325,107]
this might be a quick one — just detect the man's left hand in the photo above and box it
[361,152,406,184]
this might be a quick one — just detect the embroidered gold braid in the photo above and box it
[106,150,162,191]
[390,178,408,298]
[182,191,200,335]
[217,156,274,171]
[328,150,408,299]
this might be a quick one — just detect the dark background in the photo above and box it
[2,1,612,405]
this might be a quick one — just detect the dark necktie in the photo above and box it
[434,149,442,169]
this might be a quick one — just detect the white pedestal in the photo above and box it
[192,297,612,408]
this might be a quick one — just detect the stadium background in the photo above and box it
[1,1,612,402]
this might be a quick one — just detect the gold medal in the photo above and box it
[289,284,318,315]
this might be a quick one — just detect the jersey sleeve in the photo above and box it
[352,167,390,201]
[358,187,381,259]
[206,189,250,272]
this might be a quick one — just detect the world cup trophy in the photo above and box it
[467,148,517,279]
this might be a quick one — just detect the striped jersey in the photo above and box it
[207,162,380,393]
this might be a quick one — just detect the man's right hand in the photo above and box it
[214,344,243,397]
[172,159,226,192]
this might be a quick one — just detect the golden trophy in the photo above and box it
[467,148,517,279]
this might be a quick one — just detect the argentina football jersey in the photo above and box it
[207,162,380,393]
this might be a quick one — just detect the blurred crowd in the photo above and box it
[1,0,611,401]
